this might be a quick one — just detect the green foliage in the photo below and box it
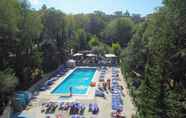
[31,49,43,67]
[103,17,134,47]
[1,0,186,117]
[76,29,89,50]
[122,23,147,74]
[112,42,121,56]
[85,14,105,37]
[0,0,21,69]
[0,0,20,32]
[121,1,186,117]
[0,69,18,93]
[89,36,99,47]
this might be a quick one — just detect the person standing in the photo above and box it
[107,78,111,90]
[70,87,72,96]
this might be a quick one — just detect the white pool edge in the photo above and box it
[49,66,98,96]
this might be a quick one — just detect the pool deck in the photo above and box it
[37,67,99,100]
[20,66,136,118]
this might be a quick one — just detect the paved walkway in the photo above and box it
[119,69,137,118]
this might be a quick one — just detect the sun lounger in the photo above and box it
[112,70,119,73]
[98,86,105,92]
[112,79,118,83]
[100,74,105,78]
[89,104,92,112]
[112,83,119,87]
[80,104,86,115]
[112,84,120,88]
[102,66,107,70]
[112,90,121,94]
[112,74,119,77]
[95,90,105,98]
[112,77,120,81]
[99,77,105,81]
[112,96,122,101]
[58,102,64,110]
[101,70,106,73]
[112,80,119,84]
[71,115,81,118]
[112,96,123,104]
[89,103,99,114]
[112,103,123,111]
[63,103,70,110]
[69,102,83,115]
[112,106,123,112]
[45,80,53,86]
[40,85,48,91]
[92,103,99,114]
[100,71,106,75]
[49,77,58,81]
[44,102,58,113]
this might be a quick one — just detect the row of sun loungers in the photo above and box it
[96,67,109,98]
[111,67,124,112]
[99,66,108,81]
[39,65,69,91]
[95,89,106,98]
[41,102,58,113]
[42,102,99,117]
[89,103,99,114]
[71,115,85,118]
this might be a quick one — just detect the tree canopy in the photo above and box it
[0,0,185,117]
[121,0,186,117]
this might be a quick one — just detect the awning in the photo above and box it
[73,53,83,57]
[105,54,117,58]
[86,53,97,57]
[67,59,76,63]
[66,59,76,67]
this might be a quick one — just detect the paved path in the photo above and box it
[119,68,137,118]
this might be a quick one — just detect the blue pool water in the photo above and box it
[52,68,96,94]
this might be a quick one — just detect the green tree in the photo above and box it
[85,14,105,37]
[89,36,99,47]
[0,69,18,113]
[124,3,186,117]
[0,69,18,94]
[76,29,89,50]
[16,6,43,86]
[112,42,121,56]
[40,8,66,71]
[0,0,21,69]
[123,22,147,75]
[103,17,134,47]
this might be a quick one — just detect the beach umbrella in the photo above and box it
[67,59,76,64]
[66,59,76,67]
[67,59,76,63]
[73,53,83,57]
[86,53,96,57]
[105,54,117,58]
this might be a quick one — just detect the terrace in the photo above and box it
[12,60,136,118]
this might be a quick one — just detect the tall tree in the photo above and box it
[103,17,134,47]
[16,1,43,86]
[40,8,66,71]
[0,0,20,69]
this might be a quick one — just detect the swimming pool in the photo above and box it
[51,68,96,95]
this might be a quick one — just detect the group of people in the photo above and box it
[102,78,111,91]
